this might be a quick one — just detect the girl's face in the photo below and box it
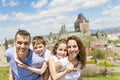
[33,43,45,56]
[67,39,79,60]
[56,43,67,59]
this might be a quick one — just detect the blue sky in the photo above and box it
[0,0,120,43]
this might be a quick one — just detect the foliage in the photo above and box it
[87,59,96,64]
[98,61,118,67]
[108,40,120,45]
[91,49,105,59]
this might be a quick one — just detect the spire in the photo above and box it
[77,13,89,23]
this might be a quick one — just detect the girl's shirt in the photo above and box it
[59,57,81,80]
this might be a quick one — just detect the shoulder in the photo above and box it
[5,47,14,57]
[45,49,51,55]
[59,57,68,63]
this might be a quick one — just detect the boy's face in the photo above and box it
[33,43,45,56]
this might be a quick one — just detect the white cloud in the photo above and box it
[0,14,9,21]
[0,27,17,43]
[9,0,18,7]
[91,5,120,29]
[82,0,109,8]
[1,0,119,43]
[31,0,48,8]
[1,0,18,7]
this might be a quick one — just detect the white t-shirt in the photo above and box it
[43,49,51,62]
[59,57,81,80]
[50,54,59,62]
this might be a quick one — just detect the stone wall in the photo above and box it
[0,45,8,64]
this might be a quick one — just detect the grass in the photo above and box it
[0,67,120,80]
[0,67,9,80]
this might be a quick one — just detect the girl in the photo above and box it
[48,39,69,80]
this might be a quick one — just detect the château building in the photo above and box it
[74,13,90,35]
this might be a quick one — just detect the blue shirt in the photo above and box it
[5,47,44,80]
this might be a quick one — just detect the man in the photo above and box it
[5,30,44,80]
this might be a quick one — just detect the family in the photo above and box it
[5,29,86,80]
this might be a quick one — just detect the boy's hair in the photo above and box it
[15,29,31,42]
[52,39,67,55]
[32,36,46,46]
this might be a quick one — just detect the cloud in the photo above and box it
[1,0,18,7]
[12,12,35,21]
[82,0,109,8]
[91,5,120,29]
[0,14,9,21]
[0,0,119,43]
[31,0,48,8]
[0,27,17,43]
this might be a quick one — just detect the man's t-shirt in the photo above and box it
[5,47,44,80]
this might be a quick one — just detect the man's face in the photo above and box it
[14,34,30,55]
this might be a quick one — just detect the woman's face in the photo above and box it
[56,43,67,59]
[67,39,79,59]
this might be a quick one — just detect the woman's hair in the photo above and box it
[52,39,67,55]
[67,35,86,69]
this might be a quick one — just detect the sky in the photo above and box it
[0,0,120,43]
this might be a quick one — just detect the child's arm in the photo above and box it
[49,56,77,80]
[48,56,69,80]
[14,47,26,67]
[24,61,47,75]
[43,65,50,80]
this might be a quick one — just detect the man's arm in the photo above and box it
[9,67,15,80]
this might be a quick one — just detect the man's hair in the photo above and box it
[15,29,31,41]
[32,36,46,46]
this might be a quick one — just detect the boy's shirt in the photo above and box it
[43,49,51,62]
[30,46,51,62]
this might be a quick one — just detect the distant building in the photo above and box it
[47,13,90,41]
[46,13,91,52]
[74,13,90,35]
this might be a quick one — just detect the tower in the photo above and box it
[74,13,90,35]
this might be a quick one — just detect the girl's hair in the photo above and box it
[32,36,46,46]
[67,35,86,69]
[52,39,67,55]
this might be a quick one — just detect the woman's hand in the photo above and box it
[66,62,78,73]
